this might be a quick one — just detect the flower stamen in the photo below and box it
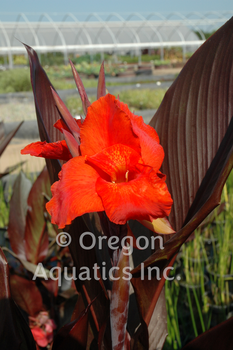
[125,170,129,182]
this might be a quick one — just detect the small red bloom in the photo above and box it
[29,311,56,347]
[31,327,48,347]
[22,93,173,228]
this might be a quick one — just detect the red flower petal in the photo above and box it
[116,100,164,171]
[80,94,140,156]
[87,144,142,183]
[31,327,48,347]
[54,118,82,133]
[46,157,104,228]
[21,140,72,161]
[96,170,173,225]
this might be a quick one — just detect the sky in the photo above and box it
[0,0,232,16]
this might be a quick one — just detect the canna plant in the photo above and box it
[1,16,233,350]
[21,54,174,349]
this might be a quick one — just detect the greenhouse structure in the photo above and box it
[0,11,232,68]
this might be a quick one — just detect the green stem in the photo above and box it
[186,287,198,337]
[166,282,181,347]
[193,287,206,333]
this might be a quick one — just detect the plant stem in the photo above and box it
[193,287,206,333]
[186,287,198,338]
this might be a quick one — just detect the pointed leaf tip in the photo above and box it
[69,60,91,115]
[97,61,106,99]
[23,42,62,184]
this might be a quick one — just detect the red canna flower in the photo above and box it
[22,92,173,229]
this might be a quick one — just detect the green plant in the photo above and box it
[182,230,208,277]
[163,47,183,61]
[164,270,181,349]
[65,88,166,116]
[0,181,9,227]
[0,56,7,65]
[13,55,28,66]
[40,52,65,66]
[154,59,171,67]
[179,234,208,337]
[206,220,233,306]
[65,95,96,116]
[119,54,161,64]
[110,88,167,110]
[73,61,125,77]
[0,68,31,93]
[72,53,112,64]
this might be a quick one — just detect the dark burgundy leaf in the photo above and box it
[97,62,106,99]
[10,274,43,317]
[52,295,94,350]
[24,44,62,184]
[13,304,38,350]
[198,202,225,230]
[52,320,86,350]
[8,172,32,260]
[131,17,233,349]
[69,60,91,115]
[150,17,233,232]
[131,320,149,350]
[98,317,111,350]
[24,166,50,264]
[41,278,59,297]
[67,216,110,341]
[0,121,23,157]
[0,247,36,350]
[70,293,86,322]
[182,316,233,350]
[131,257,174,324]
[51,88,80,142]
[135,84,233,274]
[63,129,80,157]
[0,252,20,350]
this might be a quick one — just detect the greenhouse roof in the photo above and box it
[0,11,232,67]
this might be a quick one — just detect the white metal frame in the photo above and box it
[0,11,232,68]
